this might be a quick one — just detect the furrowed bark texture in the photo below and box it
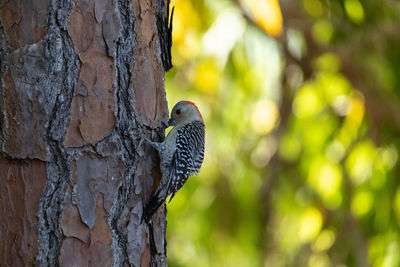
[0,0,171,266]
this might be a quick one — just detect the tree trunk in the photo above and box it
[0,0,171,266]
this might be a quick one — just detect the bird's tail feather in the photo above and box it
[143,192,166,223]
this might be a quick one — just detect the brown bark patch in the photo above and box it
[140,236,151,267]
[0,0,48,50]
[72,154,124,228]
[90,194,112,245]
[131,0,169,128]
[61,204,90,243]
[59,237,89,266]
[59,194,112,267]
[0,158,47,266]
[65,0,118,147]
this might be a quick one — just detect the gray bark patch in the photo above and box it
[0,21,9,151]
[37,0,80,265]
[109,0,137,265]
[3,41,51,160]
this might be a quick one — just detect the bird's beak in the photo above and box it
[168,118,176,127]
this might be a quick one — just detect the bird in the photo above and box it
[139,100,205,222]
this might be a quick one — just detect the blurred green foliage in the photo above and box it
[165,0,400,266]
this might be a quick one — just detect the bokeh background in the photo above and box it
[164,0,400,266]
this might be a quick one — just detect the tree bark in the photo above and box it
[0,0,171,266]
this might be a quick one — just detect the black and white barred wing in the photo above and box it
[168,121,205,199]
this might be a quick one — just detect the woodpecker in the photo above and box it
[140,100,205,222]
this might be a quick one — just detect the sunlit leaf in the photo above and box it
[312,19,333,44]
[346,140,377,185]
[376,145,398,171]
[312,229,336,252]
[250,99,279,135]
[308,157,342,209]
[299,207,323,243]
[315,53,341,73]
[339,91,365,146]
[382,242,400,267]
[293,83,323,118]
[302,0,324,17]
[344,0,365,24]
[171,0,201,61]
[193,57,221,93]
[326,140,346,163]
[243,0,283,36]
[308,253,330,267]
[351,190,374,217]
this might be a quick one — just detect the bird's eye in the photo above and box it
[176,109,181,115]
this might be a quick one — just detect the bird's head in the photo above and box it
[168,101,203,127]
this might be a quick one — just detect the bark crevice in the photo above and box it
[156,0,173,72]
[109,0,137,265]
[37,0,80,265]
[0,21,8,150]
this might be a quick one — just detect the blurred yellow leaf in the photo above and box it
[344,0,365,24]
[351,191,374,217]
[315,53,341,73]
[308,253,330,267]
[339,91,365,146]
[313,229,336,252]
[299,207,323,243]
[250,99,279,135]
[171,0,200,44]
[243,0,283,36]
[312,19,333,44]
[302,0,324,17]
[308,157,342,209]
[171,0,201,60]
[293,83,323,118]
[346,140,376,185]
[377,145,398,171]
[193,58,221,93]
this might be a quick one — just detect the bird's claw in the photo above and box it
[132,127,146,148]
[137,134,145,149]
[137,129,150,149]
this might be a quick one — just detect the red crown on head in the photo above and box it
[184,100,203,122]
